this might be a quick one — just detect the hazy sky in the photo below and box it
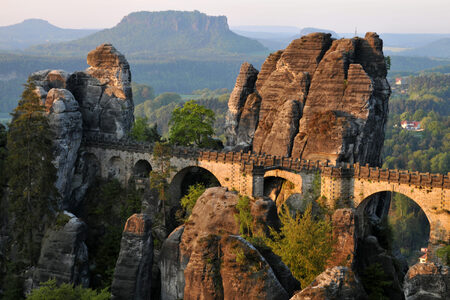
[1,0,449,33]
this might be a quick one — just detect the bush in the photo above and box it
[27,279,109,300]
[264,204,333,287]
[180,183,206,217]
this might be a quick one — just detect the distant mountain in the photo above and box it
[0,19,99,50]
[27,11,267,58]
[400,38,450,58]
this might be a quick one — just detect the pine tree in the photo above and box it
[6,78,59,264]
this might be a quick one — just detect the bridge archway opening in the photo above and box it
[168,166,220,230]
[108,156,124,181]
[170,166,221,203]
[357,191,430,266]
[264,176,299,209]
[133,160,152,178]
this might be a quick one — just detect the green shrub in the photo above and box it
[264,204,333,287]
[27,279,110,300]
[234,195,253,237]
[180,183,206,217]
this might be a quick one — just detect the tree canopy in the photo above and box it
[168,100,216,148]
[130,117,161,143]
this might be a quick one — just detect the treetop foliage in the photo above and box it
[26,279,109,300]
[168,100,216,148]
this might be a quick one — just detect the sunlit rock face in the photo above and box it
[226,32,390,166]
[67,43,134,139]
[160,187,300,300]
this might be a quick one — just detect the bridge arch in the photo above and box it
[133,159,152,178]
[357,188,448,247]
[169,166,221,205]
[263,169,303,208]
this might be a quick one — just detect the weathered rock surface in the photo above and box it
[67,43,134,139]
[291,267,367,300]
[226,32,390,165]
[225,62,259,148]
[160,187,299,300]
[327,209,357,268]
[46,89,83,207]
[403,262,450,300]
[30,72,83,208]
[160,225,186,300]
[111,214,153,300]
[32,212,89,288]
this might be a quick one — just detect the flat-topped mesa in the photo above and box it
[67,43,134,140]
[225,32,390,166]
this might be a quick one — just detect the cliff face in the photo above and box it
[226,32,390,166]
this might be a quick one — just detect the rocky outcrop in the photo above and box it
[327,209,357,268]
[111,214,153,300]
[225,63,259,149]
[32,212,89,288]
[160,187,299,300]
[403,262,450,300]
[67,43,134,139]
[46,89,83,207]
[30,72,83,207]
[160,225,186,300]
[226,32,390,165]
[291,267,367,300]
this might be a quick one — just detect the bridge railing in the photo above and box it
[82,135,449,189]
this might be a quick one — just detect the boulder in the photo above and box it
[111,214,153,300]
[290,266,367,300]
[403,262,450,300]
[32,212,89,288]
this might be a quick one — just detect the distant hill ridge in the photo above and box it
[0,19,99,50]
[27,11,267,58]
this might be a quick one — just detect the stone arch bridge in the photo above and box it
[82,136,450,244]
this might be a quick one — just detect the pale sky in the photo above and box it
[1,0,449,33]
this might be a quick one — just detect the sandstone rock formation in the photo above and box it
[225,32,390,166]
[30,44,134,209]
[67,44,134,139]
[160,187,300,300]
[111,214,153,300]
[32,212,89,288]
[403,262,450,300]
[290,267,367,300]
[225,62,259,149]
[31,72,83,207]
[327,208,357,268]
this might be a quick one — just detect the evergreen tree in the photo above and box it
[6,78,59,264]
